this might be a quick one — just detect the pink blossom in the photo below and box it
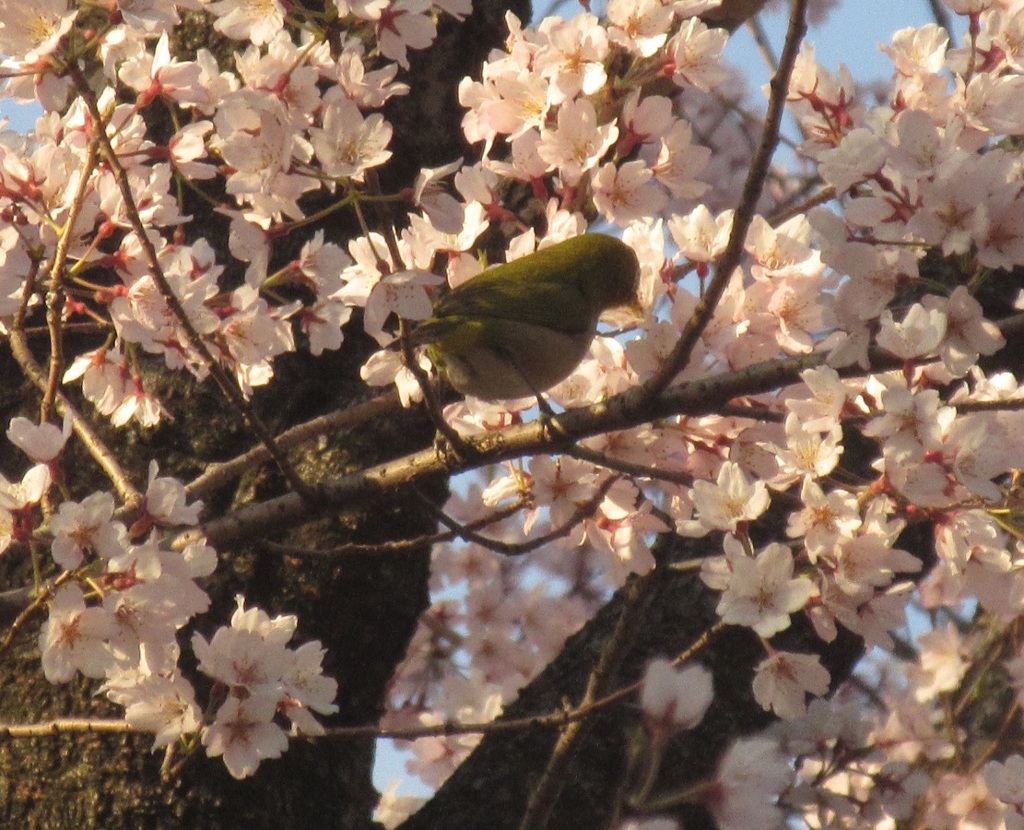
[0,0,78,62]
[763,413,843,488]
[607,0,673,56]
[665,18,729,93]
[39,585,115,683]
[910,623,968,702]
[683,461,770,535]
[105,670,202,749]
[923,286,1005,377]
[651,119,710,200]
[6,413,71,464]
[925,772,1005,830]
[592,160,667,225]
[310,97,393,181]
[202,693,288,779]
[363,269,443,345]
[640,658,714,735]
[144,461,203,526]
[537,98,618,186]
[882,23,948,76]
[207,0,285,45]
[668,205,733,265]
[982,755,1024,819]
[333,51,409,108]
[118,33,205,109]
[705,738,791,830]
[833,535,922,595]
[715,542,817,637]
[787,478,861,562]
[374,0,437,69]
[534,13,609,102]
[49,492,129,569]
[752,650,830,719]
[411,160,466,234]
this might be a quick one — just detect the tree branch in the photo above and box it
[638,0,810,402]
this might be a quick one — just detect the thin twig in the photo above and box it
[746,12,778,72]
[42,138,100,422]
[424,475,617,557]
[0,570,73,656]
[167,350,873,551]
[7,330,142,506]
[66,62,316,504]
[8,135,162,504]
[184,390,403,501]
[0,621,724,746]
[638,0,810,402]
[263,497,528,558]
[22,322,110,337]
[374,622,724,741]
[0,718,144,738]
[517,564,663,830]
[927,0,956,48]
[567,444,694,487]
[955,397,1024,413]
[714,402,785,421]
[768,184,837,226]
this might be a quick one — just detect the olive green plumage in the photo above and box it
[411,234,640,400]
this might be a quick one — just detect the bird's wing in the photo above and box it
[428,273,594,336]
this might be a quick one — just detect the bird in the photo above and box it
[409,233,640,402]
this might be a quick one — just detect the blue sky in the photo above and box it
[729,0,939,82]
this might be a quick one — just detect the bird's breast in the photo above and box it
[438,321,594,401]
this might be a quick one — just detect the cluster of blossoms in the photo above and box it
[2,416,336,778]
[2,0,1024,822]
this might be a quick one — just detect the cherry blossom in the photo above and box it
[640,658,714,735]
[0,0,78,63]
[713,539,817,637]
[537,98,618,186]
[665,18,730,92]
[111,672,203,750]
[534,13,610,102]
[668,204,733,268]
[142,462,203,527]
[118,33,205,109]
[206,0,286,46]
[592,159,669,225]
[752,650,831,719]
[705,737,792,830]
[6,413,71,464]
[982,755,1024,829]
[681,461,771,535]
[202,693,289,779]
[310,97,394,181]
[786,478,861,561]
[606,0,673,57]
[49,492,129,569]
[372,0,437,69]
[39,585,117,683]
